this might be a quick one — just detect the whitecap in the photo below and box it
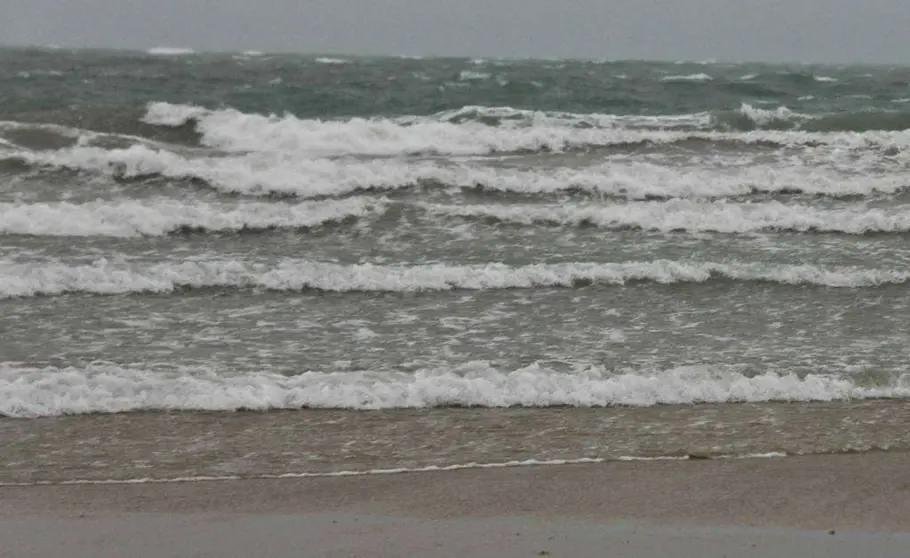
[661,73,713,82]
[2,360,907,417]
[146,47,195,56]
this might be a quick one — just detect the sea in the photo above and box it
[2,46,910,484]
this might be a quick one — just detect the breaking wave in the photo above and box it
[3,361,908,417]
[4,102,910,175]
[10,144,910,200]
[424,200,910,234]
[0,197,385,237]
[0,259,907,299]
[138,102,910,156]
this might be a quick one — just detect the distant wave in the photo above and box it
[0,197,386,237]
[661,73,713,82]
[710,103,807,131]
[146,47,195,56]
[459,70,491,81]
[0,259,907,299]
[431,104,710,129]
[3,361,907,417]
[704,103,910,133]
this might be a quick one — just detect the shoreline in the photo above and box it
[3,452,909,557]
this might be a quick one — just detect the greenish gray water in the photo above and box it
[2,47,910,478]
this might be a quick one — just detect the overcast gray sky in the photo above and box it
[3,0,910,63]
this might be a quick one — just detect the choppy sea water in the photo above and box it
[2,47,910,482]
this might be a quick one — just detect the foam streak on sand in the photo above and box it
[4,453,910,557]
[0,453,789,487]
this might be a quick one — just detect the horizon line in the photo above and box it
[0,42,904,68]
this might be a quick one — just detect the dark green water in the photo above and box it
[4,47,910,126]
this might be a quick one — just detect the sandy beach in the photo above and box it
[2,452,909,557]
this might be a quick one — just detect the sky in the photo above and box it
[3,0,910,64]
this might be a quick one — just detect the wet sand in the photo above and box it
[4,400,910,483]
[2,452,909,557]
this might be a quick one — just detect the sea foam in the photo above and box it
[2,361,907,417]
[140,102,910,158]
[0,197,385,237]
[423,200,910,234]
[0,259,906,299]
[15,143,909,200]
[146,47,195,56]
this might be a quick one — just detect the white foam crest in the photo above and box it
[459,70,491,81]
[737,103,804,126]
[18,145,910,200]
[814,75,838,82]
[17,69,64,78]
[139,102,910,157]
[430,105,713,130]
[143,103,210,126]
[0,119,93,139]
[0,197,385,237]
[17,145,452,198]
[146,47,195,56]
[314,57,348,64]
[425,159,910,200]
[661,73,713,82]
[142,103,696,156]
[2,361,907,417]
[423,200,910,234]
[0,259,907,299]
[739,73,759,81]
[0,120,168,152]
